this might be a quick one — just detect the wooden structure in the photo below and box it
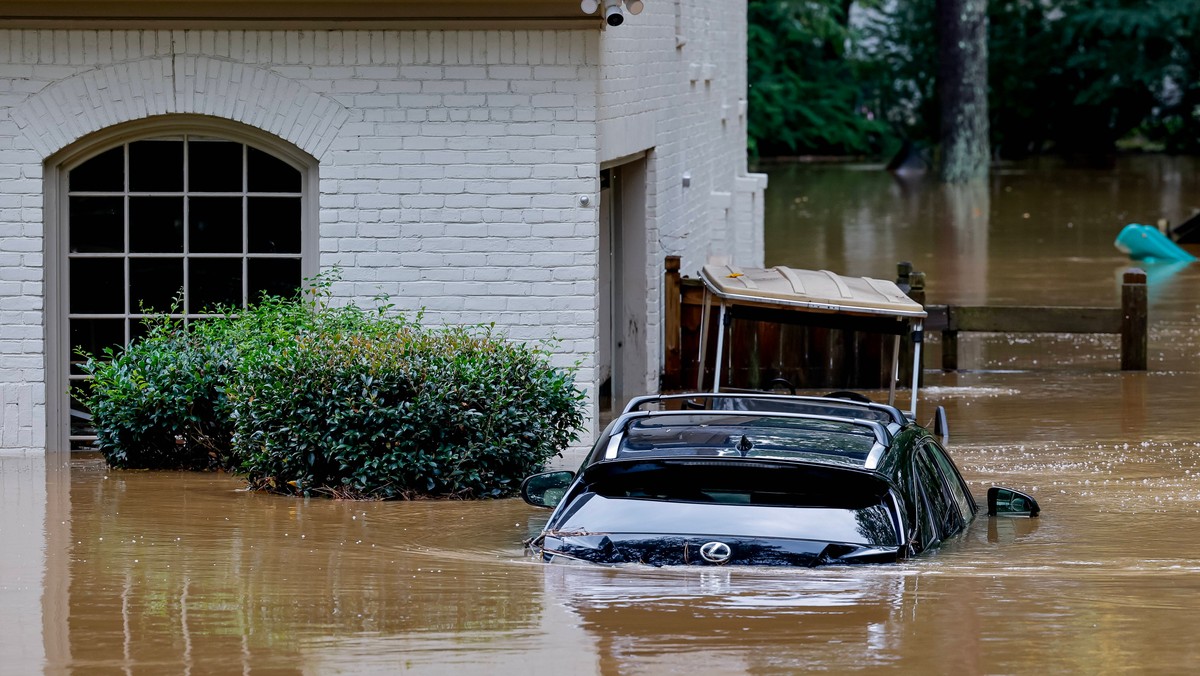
[695,263,927,416]
[662,259,1149,394]
[663,257,927,402]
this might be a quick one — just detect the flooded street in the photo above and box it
[9,155,1200,673]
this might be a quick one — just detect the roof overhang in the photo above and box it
[0,0,602,29]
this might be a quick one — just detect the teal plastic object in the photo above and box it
[1114,224,1197,262]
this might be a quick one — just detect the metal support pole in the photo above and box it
[909,320,924,418]
[696,288,712,391]
[889,334,900,406]
[712,302,728,392]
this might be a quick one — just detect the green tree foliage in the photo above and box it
[748,0,887,157]
[752,0,1200,159]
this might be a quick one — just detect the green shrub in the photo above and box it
[78,314,239,470]
[229,318,585,498]
[78,283,587,499]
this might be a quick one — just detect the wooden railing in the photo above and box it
[928,268,1148,371]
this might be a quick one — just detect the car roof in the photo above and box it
[598,404,897,471]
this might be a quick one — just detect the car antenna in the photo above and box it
[736,435,753,457]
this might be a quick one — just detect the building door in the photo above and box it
[51,125,313,451]
[598,168,619,412]
[597,158,650,415]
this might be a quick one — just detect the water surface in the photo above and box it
[9,155,1200,673]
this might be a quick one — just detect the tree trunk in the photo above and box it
[936,0,989,183]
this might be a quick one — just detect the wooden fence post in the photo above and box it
[896,261,913,294]
[663,256,682,388]
[1121,268,1147,370]
[941,326,959,371]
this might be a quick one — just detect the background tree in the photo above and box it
[747,0,886,158]
[936,0,989,182]
[749,0,1200,161]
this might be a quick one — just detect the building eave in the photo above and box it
[0,0,603,29]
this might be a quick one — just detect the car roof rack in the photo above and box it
[622,392,909,427]
[605,408,893,470]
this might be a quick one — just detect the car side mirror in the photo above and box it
[521,471,575,508]
[987,486,1040,517]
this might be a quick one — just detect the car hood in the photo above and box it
[534,532,900,567]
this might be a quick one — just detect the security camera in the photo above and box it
[603,0,623,25]
[580,0,599,13]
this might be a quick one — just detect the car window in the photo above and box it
[619,414,878,462]
[926,442,976,520]
[585,459,890,510]
[554,493,899,546]
[914,448,962,539]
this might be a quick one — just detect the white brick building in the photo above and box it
[0,1,766,458]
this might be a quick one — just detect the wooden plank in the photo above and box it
[923,305,950,332]
[951,306,1122,334]
[663,256,682,388]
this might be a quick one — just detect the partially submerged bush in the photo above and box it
[231,320,584,498]
[79,282,586,498]
[80,315,238,470]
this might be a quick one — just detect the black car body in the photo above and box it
[522,393,1038,567]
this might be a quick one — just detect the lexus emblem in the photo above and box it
[699,541,732,564]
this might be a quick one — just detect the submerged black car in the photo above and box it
[521,393,1038,567]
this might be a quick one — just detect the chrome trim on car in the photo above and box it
[863,441,886,470]
[621,392,907,426]
[615,409,892,450]
[699,541,733,564]
[604,432,624,460]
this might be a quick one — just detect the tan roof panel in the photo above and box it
[700,264,926,319]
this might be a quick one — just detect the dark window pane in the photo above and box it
[130,319,164,345]
[69,146,124,192]
[130,197,183,253]
[249,258,302,301]
[189,140,243,192]
[248,198,301,253]
[189,197,243,253]
[915,450,960,539]
[247,146,301,193]
[190,258,243,312]
[130,258,183,313]
[69,197,124,253]
[69,318,125,374]
[70,258,125,314]
[130,140,183,192]
[928,444,975,519]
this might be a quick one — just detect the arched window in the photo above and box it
[49,120,317,451]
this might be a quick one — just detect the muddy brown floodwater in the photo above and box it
[8,155,1200,673]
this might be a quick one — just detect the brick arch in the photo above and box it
[12,55,349,161]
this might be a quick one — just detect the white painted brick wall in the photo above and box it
[0,5,764,457]
[597,0,767,403]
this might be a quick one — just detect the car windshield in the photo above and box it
[617,414,877,465]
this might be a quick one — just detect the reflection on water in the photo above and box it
[10,156,1200,673]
